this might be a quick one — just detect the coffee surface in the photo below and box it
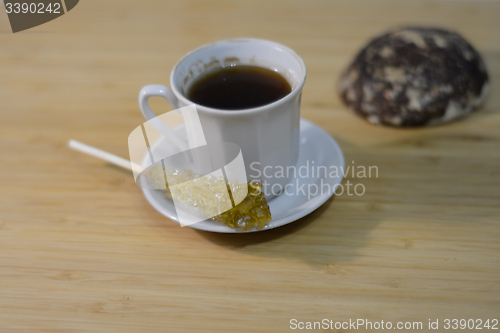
[187,65,291,110]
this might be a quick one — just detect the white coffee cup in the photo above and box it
[139,38,306,198]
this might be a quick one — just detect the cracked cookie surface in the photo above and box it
[338,27,489,127]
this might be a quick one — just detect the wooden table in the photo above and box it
[1,1,499,332]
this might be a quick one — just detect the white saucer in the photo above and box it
[141,118,345,233]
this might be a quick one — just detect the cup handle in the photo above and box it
[138,84,189,152]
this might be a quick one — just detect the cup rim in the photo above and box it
[170,38,307,115]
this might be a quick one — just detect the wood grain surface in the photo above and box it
[1,0,499,332]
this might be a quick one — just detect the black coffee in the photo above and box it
[187,65,292,110]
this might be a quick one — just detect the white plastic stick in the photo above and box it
[68,139,144,174]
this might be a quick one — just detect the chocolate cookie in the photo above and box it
[338,27,489,127]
